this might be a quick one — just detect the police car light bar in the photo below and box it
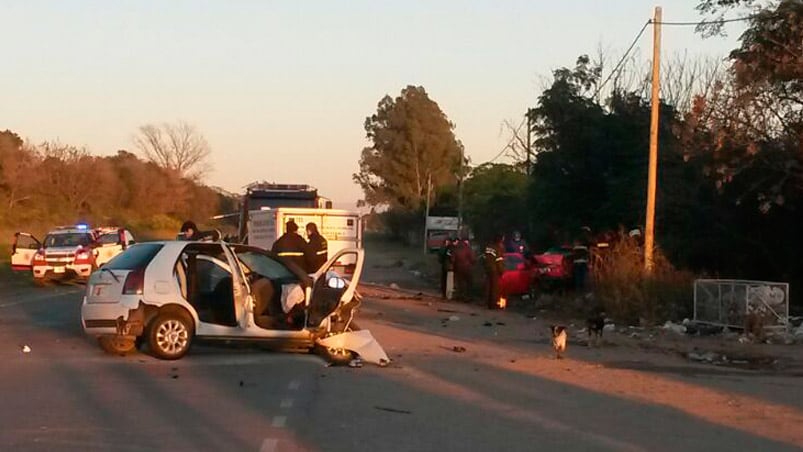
[76,223,89,230]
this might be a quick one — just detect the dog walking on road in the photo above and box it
[551,325,567,359]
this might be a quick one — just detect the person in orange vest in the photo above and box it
[271,220,308,271]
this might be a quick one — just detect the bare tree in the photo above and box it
[133,121,211,180]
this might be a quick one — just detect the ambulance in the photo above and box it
[243,208,362,274]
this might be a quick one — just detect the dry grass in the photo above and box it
[593,233,694,325]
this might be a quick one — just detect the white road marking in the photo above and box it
[259,438,278,452]
[280,398,294,408]
[288,380,301,390]
[271,416,287,428]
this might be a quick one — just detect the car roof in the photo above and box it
[47,228,93,235]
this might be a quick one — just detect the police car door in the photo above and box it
[95,231,125,266]
[11,233,41,271]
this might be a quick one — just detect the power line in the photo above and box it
[592,20,651,100]
[655,14,764,26]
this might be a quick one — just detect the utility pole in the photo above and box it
[424,173,432,253]
[644,6,661,273]
[526,109,532,175]
[457,144,465,235]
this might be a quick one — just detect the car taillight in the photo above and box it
[123,269,145,295]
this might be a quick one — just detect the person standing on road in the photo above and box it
[271,220,308,271]
[305,222,328,274]
[483,234,506,309]
[453,237,476,301]
[438,237,456,299]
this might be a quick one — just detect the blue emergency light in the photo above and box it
[76,223,89,230]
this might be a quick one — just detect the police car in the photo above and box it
[11,224,135,284]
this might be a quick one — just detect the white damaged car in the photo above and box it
[81,240,388,365]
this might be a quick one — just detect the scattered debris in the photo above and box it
[22,345,31,353]
[410,271,422,277]
[170,375,179,379]
[449,315,460,322]
[348,358,363,368]
[496,322,506,326]
[603,324,616,332]
[451,346,467,353]
[389,283,400,290]
[687,351,722,363]
[239,380,244,387]
[483,321,493,327]
[437,308,460,313]
[662,321,687,335]
[374,406,412,415]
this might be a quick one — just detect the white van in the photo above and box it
[245,208,363,274]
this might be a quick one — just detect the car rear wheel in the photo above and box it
[147,312,194,360]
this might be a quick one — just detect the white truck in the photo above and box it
[244,207,363,274]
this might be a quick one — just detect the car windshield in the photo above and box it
[44,233,92,248]
[504,254,524,271]
[103,243,163,270]
[236,251,296,280]
[97,233,120,245]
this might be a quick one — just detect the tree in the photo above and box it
[463,163,528,242]
[354,86,463,211]
[0,130,40,210]
[133,121,211,180]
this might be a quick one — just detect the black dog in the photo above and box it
[550,325,567,359]
[586,313,605,347]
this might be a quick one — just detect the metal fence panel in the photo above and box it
[694,279,789,331]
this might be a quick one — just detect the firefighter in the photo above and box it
[483,234,506,309]
[438,237,456,299]
[305,222,328,273]
[179,221,199,241]
[271,220,308,270]
[453,237,476,301]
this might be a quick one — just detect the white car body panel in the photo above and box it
[81,241,375,358]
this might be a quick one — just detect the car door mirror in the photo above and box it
[327,276,346,289]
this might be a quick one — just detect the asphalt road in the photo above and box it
[1,277,802,452]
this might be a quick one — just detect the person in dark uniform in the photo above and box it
[438,237,456,299]
[179,221,199,241]
[271,220,308,270]
[483,234,506,309]
[305,222,328,273]
[453,237,476,301]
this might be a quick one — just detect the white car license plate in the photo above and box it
[54,267,65,274]
[93,285,105,297]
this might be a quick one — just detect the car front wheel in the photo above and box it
[147,312,194,360]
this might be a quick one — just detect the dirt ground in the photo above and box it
[360,238,803,376]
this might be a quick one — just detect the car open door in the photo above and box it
[307,248,365,327]
[11,232,41,271]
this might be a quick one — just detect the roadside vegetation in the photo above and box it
[357,0,803,321]
[0,122,238,244]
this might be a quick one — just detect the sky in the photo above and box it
[1,0,747,208]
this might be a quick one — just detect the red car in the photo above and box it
[534,247,574,290]
[500,252,538,298]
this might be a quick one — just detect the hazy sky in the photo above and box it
[2,0,745,207]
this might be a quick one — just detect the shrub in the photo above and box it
[593,232,694,325]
